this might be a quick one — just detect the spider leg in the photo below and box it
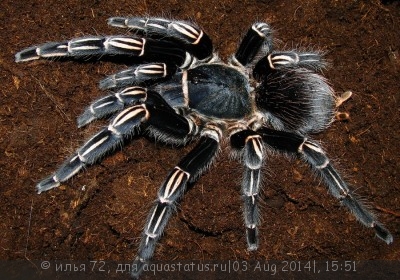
[99,62,175,90]
[132,128,220,278]
[37,101,196,193]
[77,86,147,127]
[230,129,265,250]
[15,36,190,67]
[78,62,185,127]
[257,127,393,244]
[108,17,213,60]
[254,51,326,80]
[77,87,177,128]
[234,22,273,66]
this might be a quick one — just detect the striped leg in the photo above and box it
[131,129,221,278]
[99,63,174,90]
[234,22,273,66]
[253,51,326,80]
[78,86,146,127]
[77,88,178,128]
[15,36,189,67]
[258,127,393,244]
[108,17,213,60]
[37,102,195,194]
[230,129,265,250]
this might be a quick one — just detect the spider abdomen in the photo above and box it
[186,64,252,119]
[255,68,335,134]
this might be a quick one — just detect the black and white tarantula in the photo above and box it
[16,17,392,278]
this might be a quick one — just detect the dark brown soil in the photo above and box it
[1,0,399,279]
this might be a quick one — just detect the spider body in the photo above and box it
[15,17,392,278]
[185,64,252,119]
[148,63,253,121]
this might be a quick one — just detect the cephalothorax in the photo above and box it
[16,17,392,278]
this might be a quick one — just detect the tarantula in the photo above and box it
[15,17,392,278]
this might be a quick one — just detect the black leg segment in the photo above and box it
[15,36,189,67]
[99,63,176,90]
[235,22,273,66]
[230,129,265,250]
[36,105,148,193]
[131,129,220,278]
[108,17,213,60]
[78,87,178,128]
[258,127,393,244]
[37,95,197,194]
[253,51,326,80]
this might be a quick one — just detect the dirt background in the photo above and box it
[1,0,399,279]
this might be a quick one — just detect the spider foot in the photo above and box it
[36,176,60,194]
[37,154,85,194]
[131,257,146,279]
[246,226,259,251]
[373,222,393,244]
